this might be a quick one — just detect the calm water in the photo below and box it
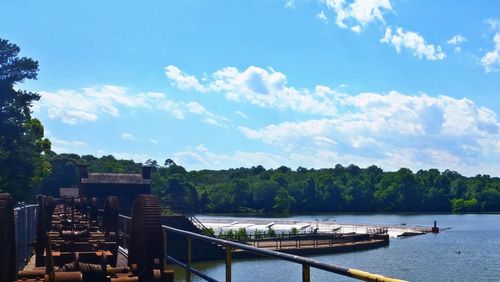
[172,214,500,281]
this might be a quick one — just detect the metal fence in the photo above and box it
[14,204,38,272]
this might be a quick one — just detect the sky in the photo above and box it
[1,0,499,176]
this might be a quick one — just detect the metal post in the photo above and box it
[302,264,310,282]
[186,237,192,282]
[123,218,127,248]
[226,246,232,282]
[163,228,168,268]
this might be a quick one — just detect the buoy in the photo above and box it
[431,220,440,233]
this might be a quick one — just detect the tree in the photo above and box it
[0,38,51,200]
[273,187,295,212]
[164,158,176,167]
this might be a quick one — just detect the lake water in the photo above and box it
[172,214,500,281]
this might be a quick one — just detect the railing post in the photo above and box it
[302,264,310,282]
[225,245,232,282]
[123,217,127,248]
[186,237,192,282]
[163,228,168,268]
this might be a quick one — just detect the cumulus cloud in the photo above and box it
[166,65,500,174]
[238,91,499,175]
[324,0,392,32]
[381,27,446,60]
[480,33,500,73]
[165,65,342,115]
[37,85,227,126]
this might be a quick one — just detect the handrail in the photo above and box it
[161,224,406,282]
[117,214,405,281]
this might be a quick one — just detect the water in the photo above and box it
[172,214,500,281]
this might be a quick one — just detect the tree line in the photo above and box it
[38,153,500,213]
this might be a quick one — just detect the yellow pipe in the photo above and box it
[348,269,408,282]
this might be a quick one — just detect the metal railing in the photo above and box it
[117,214,406,282]
[14,204,38,272]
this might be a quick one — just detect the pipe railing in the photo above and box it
[116,214,406,282]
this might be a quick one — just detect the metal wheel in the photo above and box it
[0,193,16,282]
[128,194,164,280]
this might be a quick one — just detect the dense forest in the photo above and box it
[39,153,500,213]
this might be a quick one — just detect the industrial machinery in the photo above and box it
[0,193,172,282]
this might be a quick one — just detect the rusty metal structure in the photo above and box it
[1,192,172,282]
[2,190,408,282]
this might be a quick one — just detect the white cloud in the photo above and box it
[164,65,207,92]
[39,86,134,124]
[173,144,288,169]
[351,25,361,33]
[165,65,342,116]
[150,139,159,144]
[447,34,467,45]
[37,85,227,126]
[50,137,88,153]
[202,118,225,127]
[324,0,392,32]
[238,91,499,175]
[480,33,500,73]
[447,35,466,54]
[166,65,500,175]
[121,133,137,141]
[317,11,328,23]
[484,18,500,31]
[381,27,446,60]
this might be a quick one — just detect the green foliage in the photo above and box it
[273,187,295,212]
[267,227,276,237]
[202,227,214,236]
[291,227,298,235]
[236,227,248,240]
[0,38,51,201]
[36,150,500,213]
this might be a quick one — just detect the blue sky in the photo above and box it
[1,0,499,176]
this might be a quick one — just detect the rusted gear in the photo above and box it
[0,193,17,282]
[128,194,164,281]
